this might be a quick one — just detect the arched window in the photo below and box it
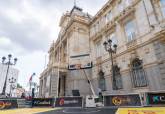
[98,70,106,91]
[113,65,123,90]
[131,58,148,87]
[160,0,165,17]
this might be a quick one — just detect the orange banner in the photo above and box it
[116,107,165,114]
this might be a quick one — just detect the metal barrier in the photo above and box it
[55,96,83,108]
[17,99,32,108]
[0,91,164,109]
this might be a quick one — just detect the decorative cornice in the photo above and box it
[92,29,165,67]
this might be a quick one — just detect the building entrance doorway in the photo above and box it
[58,75,66,96]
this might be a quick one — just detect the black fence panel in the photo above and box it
[0,98,18,110]
[146,92,165,105]
[104,94,141,107]
[55,97,83,107]
[32,98,54,107]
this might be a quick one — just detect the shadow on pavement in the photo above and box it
[37,108,118,114]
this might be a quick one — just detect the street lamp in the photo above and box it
[103,39,117,90]
[1,54,17,96]
[9,77,17,97]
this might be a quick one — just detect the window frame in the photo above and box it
[124,19,137,42]
[113,65,123,90]
[95,40,102,58]
[98,70,106,91]
[131,58,148,88]
[106,31,118,46]
[160,0,165,18]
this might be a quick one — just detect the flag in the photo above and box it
[29,73,35,82]
[29,75,32,82]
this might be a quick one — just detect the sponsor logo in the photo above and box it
[0,101,12,109]
[59,99,64,106]
[153,96,165,102]
[34,101,51,105]
[59,98,79,106]
[112,97,131,106]
[128,110,157,114]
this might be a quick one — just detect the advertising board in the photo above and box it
[32,98,54,107]
[146,92,165,105]
[0,99,18,110]
[104,94,141,107]
[55,97,83,107]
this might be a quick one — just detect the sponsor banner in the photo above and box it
[55,97,83,107]
[147,92,165,105]
[116,107,165,114]
[0,99,18,110]
[32,98,54,107]
[104,94,141,107]
[17,99,32,108]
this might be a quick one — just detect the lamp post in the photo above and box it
[1,54,17,96]
[103,39,117,90]
[9,77,16,97]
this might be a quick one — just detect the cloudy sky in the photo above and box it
[0,0,107,89]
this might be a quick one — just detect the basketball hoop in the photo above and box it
[75,64,81,70]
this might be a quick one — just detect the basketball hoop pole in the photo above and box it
[77,59,96,96]
[82,69,96,96]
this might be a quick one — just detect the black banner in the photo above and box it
[32,98,54,107]
[147,92,165,105]
[0,99,18,110]
[55,97,82,107]
[104,94,141,107]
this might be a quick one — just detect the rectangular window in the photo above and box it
[107,33,118,46]
[96,21,99,32]
[105,15,108,24]
[96,41,101,58]
[118,2,124,12]
[93,25,96,34]
[160,0,165,17]
[107,11,112,22]
[125,0,132,7]
[124,20,136,42]
[100,17,105,28]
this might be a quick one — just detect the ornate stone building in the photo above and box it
[39,0,165,98]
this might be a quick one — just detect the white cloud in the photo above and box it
[0,0,108,90]
[0,36,11,46]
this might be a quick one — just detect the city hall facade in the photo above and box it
[39,0,165,98]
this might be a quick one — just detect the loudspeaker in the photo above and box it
[72,90,80,96]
